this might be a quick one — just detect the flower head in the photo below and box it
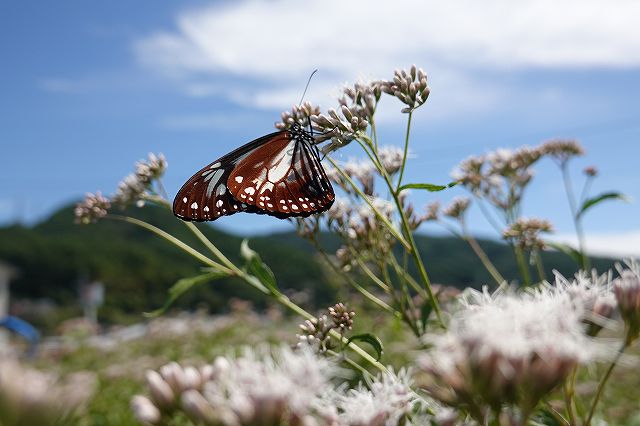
[378,146,405,175]
[313,105,369,152]
[74,192,111,224]
[502,217,553,250]
[381,65,430,113]
[328,303,355,332]
[423,201,441,222]
[275,102,321,131]
[442,197,470,221]
[613,262,640,341]
[419,286,605,415]
[339,81,383,122]
[541,269,617,336]
[133,346,336,426]
[113,153,167,207]
[540,139,585,164]
[317,369,418,426]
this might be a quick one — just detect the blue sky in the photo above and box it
[1,0,639,256]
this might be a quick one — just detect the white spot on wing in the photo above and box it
[191,202,198,209]
[235,176,243,183]
[183,197,187,203]
[204,206,210,212]
[216,200,223,207]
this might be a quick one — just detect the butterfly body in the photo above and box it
[173,123,334,221]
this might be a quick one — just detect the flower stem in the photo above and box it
[396,110,413,190]
[561,163,590,270]
[461,221,505,286]
[106,215,231,274]
[514,245,532,286]
[327,157,411,250]
[584,339,629,425]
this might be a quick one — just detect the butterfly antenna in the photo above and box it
[298,69,318,106]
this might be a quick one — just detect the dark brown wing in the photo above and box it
[173,131,285,221]
[227,128,334,218]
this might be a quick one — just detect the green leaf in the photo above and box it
[346,333,384,361]
[577,191,627,218]
[145,270,228,318]
[397,181,459,193]
[546,241,584,268]
[419,301,434,335]
[240,239,279,294]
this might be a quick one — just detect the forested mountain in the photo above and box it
[0,203,617,326]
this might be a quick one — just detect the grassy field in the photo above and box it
[4,304,637,425]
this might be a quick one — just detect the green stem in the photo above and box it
[396,110,413,190]
[314,245,395,314]
[106,215,231,273]
[461,221,505,286]
[514,246,532,286]
[584,339,629,426]
[563,367,578,426]
[353,254,391,293]
[327,156,411,250]
[533,249,547,282]
[183,222,242,274]
[388,253,430,301]
[358,135,444,327]
[561,163,590,270]
[398,214,444,326]
[545,401,570,426]
[111,213,385,374]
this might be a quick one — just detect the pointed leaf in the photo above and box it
[145,270,228,318]
[546,241,585,267]
[397,181,459,193]
[577,191,627,218]
[240,239,279,294]
[346,333,384,361]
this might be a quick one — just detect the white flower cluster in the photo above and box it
[419,272,615,417]
[317,369,418,426]
[132,346,420,426]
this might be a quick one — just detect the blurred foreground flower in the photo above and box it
[0,359,96,426]
[418,283,609,423]
[316,369,418,426]
[132,346,429,426]
[614,262,640,342]
[133,346,335,425]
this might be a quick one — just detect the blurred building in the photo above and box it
[0,260,17,346]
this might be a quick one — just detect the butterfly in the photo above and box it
[173,122,335,221]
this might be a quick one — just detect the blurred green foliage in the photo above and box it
[0,203,617,332]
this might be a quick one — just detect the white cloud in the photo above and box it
[550,231,640,259]
[133,0,640,115]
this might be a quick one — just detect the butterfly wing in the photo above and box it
[227,128,335,217]
[173,131,285,221]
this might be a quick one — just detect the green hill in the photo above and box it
[0,203,618,329]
